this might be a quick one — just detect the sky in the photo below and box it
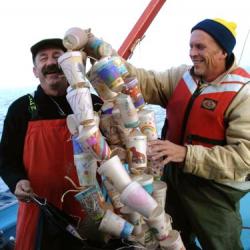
[0,0,249,89]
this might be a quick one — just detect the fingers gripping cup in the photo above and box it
[120,181,158,218]
[98,155,132,193]
[58,51,87,87]
[99,209,134,239]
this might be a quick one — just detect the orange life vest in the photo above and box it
[166,68,250,147]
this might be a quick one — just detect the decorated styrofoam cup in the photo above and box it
[111,56,129,78]
[66,114,79,135]
[58,51,87,86]
[126,133,147,173]
[73,153,98,187]
[138,109,158,141]
[63,27,89,50]
[89,73,118,100]
[132,223,159,249]
[75,185,105,221]
[159,230,185,250]
[66,86,94,123]
[120,206,142,236]
[86,36,113,59]
[145,206,169,241]
[116,93,139,128]
[98,155,132,193]
[120,181,158,218]
[103,179,124,213]
[148,159,164,180]
[165,213,173,231]
[152,181,167,208]
[77,125,111,161]
[94,57,124,92]
[98,209,134,239]
[138,174,154,194]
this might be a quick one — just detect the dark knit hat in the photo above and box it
[30,38,66,61]
[191,18,237,56]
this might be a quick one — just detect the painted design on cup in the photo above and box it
[77,125,111,161]
[84,129,111,160]
[58,51,87,87]
[98,210,134,239]
[138,109,158,141]
[116,93,139,128]
[122,77,145,109]
[95,59,124,92]
[66,86,94,124]
[126,134,147,172]
[75,185,105,221]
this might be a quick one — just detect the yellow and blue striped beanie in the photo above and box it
[191,18,237,56]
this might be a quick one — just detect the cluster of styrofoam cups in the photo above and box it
[60,27,185,249]
[96,154,174,244]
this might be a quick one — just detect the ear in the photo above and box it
[33,66,39,78]
[222,50,228,59]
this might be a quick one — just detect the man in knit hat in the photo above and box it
[88,18,250,249]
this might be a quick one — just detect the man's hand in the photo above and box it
[147,139,187,167]
[14,179,33,202]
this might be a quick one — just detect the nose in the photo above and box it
[46,56,58,65]
[189,46,198,59]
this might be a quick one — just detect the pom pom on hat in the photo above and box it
[191,18,237,56]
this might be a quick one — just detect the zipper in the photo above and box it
[180,83,205,144]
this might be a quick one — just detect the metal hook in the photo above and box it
[30,195,47,206]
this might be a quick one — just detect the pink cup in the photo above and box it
[77,125,111,161]
[120,181,158,218]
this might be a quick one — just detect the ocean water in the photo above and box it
[0,86,166,205]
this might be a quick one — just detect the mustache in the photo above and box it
[42,64,63,75]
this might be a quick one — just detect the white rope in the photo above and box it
[238,28,250,66]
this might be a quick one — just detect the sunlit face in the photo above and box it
[189,30,227,82]
[33,48,67,96]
